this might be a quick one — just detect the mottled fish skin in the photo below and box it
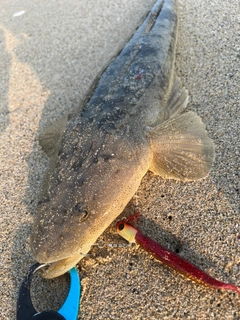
[30,0,214,278]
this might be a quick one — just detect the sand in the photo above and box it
[0,0,239,319]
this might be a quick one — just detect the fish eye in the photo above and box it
[74,202,89,220]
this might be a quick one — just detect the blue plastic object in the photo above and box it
[16,263,81,320]
[58,267,80,320]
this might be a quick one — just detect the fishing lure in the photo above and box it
[116,219,240,295]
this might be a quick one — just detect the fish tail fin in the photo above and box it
[148,111,215,181]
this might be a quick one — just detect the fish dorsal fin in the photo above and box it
[38,114,68,157]
[163,76,189,121]
[148,111,215,181]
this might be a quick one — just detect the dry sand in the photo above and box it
[0,0,239,319]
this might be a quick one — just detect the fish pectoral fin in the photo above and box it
[148,111,215,181]
[163,76,189,121]
[38,114,68,157]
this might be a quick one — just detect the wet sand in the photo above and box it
[0,0,239,319]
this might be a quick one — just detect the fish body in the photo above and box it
[30,0,214,278]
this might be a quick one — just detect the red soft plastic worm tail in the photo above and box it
[135,230,240,294]
[116,221,240,294]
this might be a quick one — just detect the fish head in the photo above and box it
[30,127,151,278]
[30,183,94,278]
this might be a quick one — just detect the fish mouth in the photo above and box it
[39,253,84,278]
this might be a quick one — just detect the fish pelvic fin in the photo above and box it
[37,114,69,198]
[148,111,215,181]
[164,76,189,121]
[38,114,68,157]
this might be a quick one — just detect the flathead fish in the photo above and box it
[30,0,215,278]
